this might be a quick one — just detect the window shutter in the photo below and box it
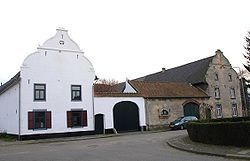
[67,111,72,127]
[28,112,34,130]
[46,111,51,129]
[82,111,87,127]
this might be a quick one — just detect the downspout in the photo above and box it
[92,84,96,134]
[18,81,21,140]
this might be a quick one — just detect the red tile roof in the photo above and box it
[94,81,209,98]
[129,81,208,98]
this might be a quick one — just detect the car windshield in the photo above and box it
[175,117,184,122]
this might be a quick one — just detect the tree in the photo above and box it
[244,31,250,72]
[95,78,119,85]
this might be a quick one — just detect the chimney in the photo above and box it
[162,68,166,73]
[0,82,2,86]
[215,49,223,55]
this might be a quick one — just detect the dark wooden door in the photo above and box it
[95,114,104,134]
[113,101,140,132]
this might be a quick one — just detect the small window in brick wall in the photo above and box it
[67,110,87,128]
[28,111,51,130]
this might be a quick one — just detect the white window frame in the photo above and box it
[232,103,238,117]
[216,104,222,118]
[214,88,220,99]
[230,87,236,99]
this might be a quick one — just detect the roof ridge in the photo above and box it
[135,55,214,81]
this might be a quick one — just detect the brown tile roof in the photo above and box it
[94,83,118,93]
[94,83,141,97]
[94,92,142,97]
[129,81,209,98]
[94,81,209,98]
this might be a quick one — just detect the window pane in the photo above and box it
[40,91,44,99]
[34,84,46,101]
[72,86,80,90]
[71,85,81,101]
[230,88,235,98]
[35,91,40,99]
[232,104,237,116]
[35,85,45,90]
[72,111,82,127]
[228,74,232,81]
[34,111,46,129]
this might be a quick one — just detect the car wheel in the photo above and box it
[180,125,184,130]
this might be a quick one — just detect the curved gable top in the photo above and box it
[38,28,83,53]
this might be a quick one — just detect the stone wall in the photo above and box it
[204,50,242,118]
[145,98,207,130]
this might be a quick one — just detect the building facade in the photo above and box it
[0,29,96,139]
[0,29,244,138]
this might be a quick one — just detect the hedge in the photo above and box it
[187,117,250,147]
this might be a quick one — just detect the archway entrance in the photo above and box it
[113,101,140,132]
[183,102,200,119]
[95,114,104,134]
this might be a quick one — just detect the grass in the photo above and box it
[0,133,16,142]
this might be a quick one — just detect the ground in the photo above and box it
[0,130,242,161]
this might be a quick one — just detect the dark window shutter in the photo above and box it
[28,112,34,130]
[46,111,51,129]
[82,111,87,127]
[67,111,72,127]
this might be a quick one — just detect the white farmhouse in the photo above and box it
[0,29,96,139]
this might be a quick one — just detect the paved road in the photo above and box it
[0,130,242,161]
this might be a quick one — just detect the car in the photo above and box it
[169,116,198,130]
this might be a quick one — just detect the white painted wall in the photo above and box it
[123,80,137,93]
[0,83,19,134]
[19,29,95,135]
[94,97,146,130]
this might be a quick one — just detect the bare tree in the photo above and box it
[95,78,119,85]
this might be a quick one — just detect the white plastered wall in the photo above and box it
[19,29,95,135]
[94,97,146,130]
[0,83,19,134]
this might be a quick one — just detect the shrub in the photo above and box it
[187,119,250,147]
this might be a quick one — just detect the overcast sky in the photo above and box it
[0,0,250,83]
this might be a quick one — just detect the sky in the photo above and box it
[0,0,250,83]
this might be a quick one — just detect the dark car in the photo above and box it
[169,116,198,130]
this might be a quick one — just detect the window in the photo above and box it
[214,88,220,99]
[216,104,222,118]
[214,73,219,81]
[230,87,236,99]
[71,85,81,101]
[28,110,51,130]
[34,84,46,101]
[228,74,232,82]
[67,110,87,128]
[232,103,238,117]
[161,109,169,116]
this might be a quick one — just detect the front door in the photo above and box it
[95,114,104,134]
